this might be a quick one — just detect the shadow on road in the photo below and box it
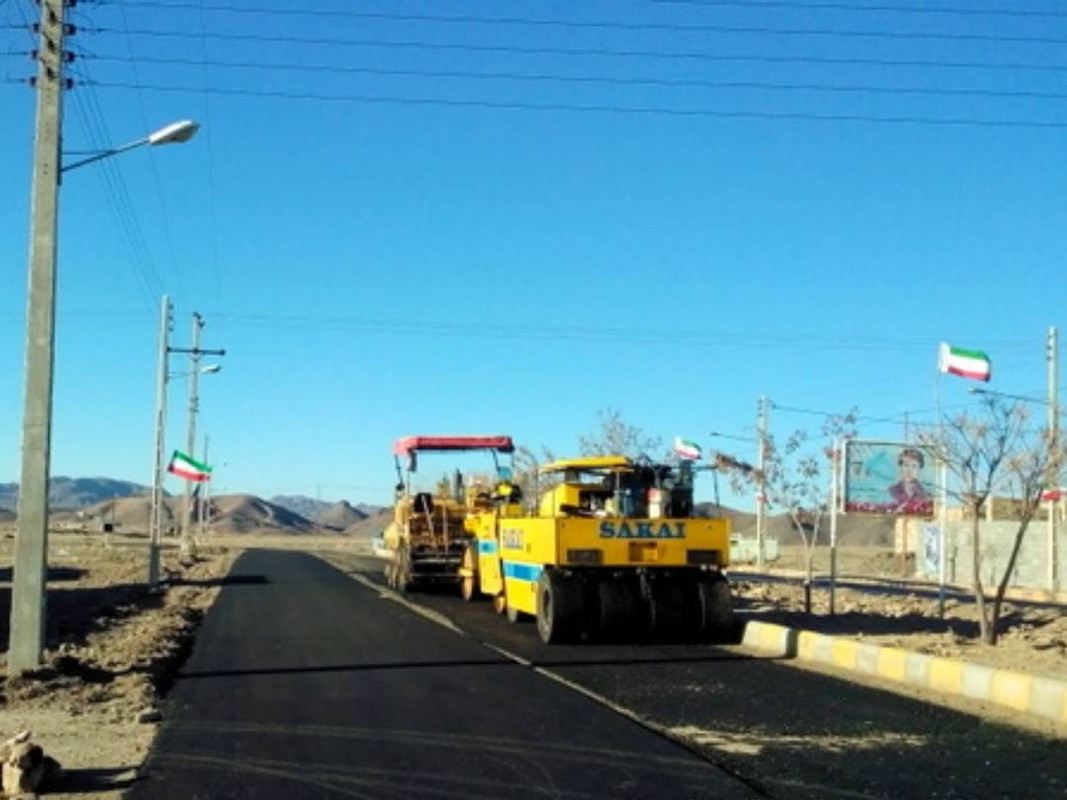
[56,765,141,794]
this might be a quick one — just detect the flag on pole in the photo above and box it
[167,450,212,482]
[938,343,992,382]
[673,437,702,461]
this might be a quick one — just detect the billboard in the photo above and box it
[843,440,934,516]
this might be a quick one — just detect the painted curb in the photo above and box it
[741,619,1067,726]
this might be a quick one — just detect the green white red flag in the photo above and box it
[938,343,992,382]
[167,450,212,482]
[673,437,702,461]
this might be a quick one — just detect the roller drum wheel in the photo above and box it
[536,570,583,644]
[697,574,735,641]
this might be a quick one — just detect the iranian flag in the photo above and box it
[938,343,992,382]
[167,450,212,482]
[673,437,702,461]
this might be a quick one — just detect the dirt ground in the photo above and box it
[0,531,237,799]
[734,545,1067,680]
[0,531,1061,798]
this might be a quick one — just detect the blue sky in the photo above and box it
[1,0,1064,507]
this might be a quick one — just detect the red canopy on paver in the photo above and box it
[392,435,515,456]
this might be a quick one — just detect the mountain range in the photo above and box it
[0,477,153,512]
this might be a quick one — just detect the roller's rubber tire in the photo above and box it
[596,578,641,642]
[647,580,687,640]
[492,593,507,615]
[697,574,735,641]
[506,603,523,624]
[536,570,583,644]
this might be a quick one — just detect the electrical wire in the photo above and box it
[648,0,1067,19]
[72,29,1067,75]
[80,54,1067,103]
[192,312,1038,353]
[117,0,188,304]
[89,7,1067,47]
[195,0,224,321]
[67,65,166,310]
[85,81,1067,130]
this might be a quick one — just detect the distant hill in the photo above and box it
[317,500,367,531]
[210,495,316,534]
[272,495,384,526]
[271,495,332,521]
[0,476,153,512]
[69,493,317,535]
[345,507,392,540]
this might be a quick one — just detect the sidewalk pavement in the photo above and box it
[741,618,1067,727]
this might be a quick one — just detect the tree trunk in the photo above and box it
[990,519,1032,646]
[971,504,990,643]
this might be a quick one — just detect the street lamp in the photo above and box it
[10,116,199,674]
[60,120,200,173]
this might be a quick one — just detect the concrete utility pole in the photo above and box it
[181,313,204,561]
[755,396,769,568]
[1048,326,1059,593]
[198,434,210,543]
[9,0,67,674]
[148,295,172,588]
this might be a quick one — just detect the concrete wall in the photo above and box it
[917,519,1067,592]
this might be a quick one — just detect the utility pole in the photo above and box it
[198,434,210,544]
[1048,326,1059,593]
[148,295,172,588]
[9,0,68,674]
[755,396,769,569]
[180,313,204,562]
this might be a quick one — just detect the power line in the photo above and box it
[81,54,1067,103]
[67,63,168,311]
[93,7,1067,46]
[85,80,1067,129]
[194,0,224,320]
[74,29,1067,75]
[117,0,188,305]
[648,0,1067,19]
[191,311,1040,352]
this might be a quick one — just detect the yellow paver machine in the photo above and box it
[461,456,735,643]
[383,434,515,592]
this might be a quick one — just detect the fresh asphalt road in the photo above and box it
[130,549,757,799]
[132,550,1066,800]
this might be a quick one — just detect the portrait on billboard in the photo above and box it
[844,441,935,516]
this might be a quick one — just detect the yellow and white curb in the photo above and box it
[741,619,1067,725]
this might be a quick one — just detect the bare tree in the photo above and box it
[918,397,1057,644]
[578,408,662,459]
[722,409,856,613]
[513,445,557,513]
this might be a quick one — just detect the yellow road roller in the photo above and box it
[460,455,734,643]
